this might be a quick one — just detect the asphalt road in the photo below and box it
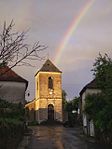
[27,126,111,149]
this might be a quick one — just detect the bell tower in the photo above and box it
[35,59,63,123]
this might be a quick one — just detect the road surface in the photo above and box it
[27,126,111,149]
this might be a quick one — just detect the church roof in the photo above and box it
[35,59,61,75]
[0,66,28,86]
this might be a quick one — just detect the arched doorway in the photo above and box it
[48,104,54,121]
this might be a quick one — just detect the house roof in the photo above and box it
[0,66,28,87]
[80,79,98,96]
[35,59,62,75]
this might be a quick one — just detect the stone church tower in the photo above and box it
[26,59,63,124]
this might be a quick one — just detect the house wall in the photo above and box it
[81,88,101,136]
[0,81,26,104]
[82,89,101,111]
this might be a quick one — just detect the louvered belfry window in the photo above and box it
[48,77,53,89]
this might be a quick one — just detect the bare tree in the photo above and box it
[0,20,46,72]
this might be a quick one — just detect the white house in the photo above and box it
[80,79,101,137]
[0,66,28,104]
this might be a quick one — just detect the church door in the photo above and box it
[48,104,54,121]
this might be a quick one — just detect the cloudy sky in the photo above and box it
[0,0,112,100]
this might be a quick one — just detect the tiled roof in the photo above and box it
[0,66,28,86]
[80,79,98,95]
[35,59,61,75]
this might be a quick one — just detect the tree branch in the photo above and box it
[0,20,47,75]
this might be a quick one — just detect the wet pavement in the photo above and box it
[27,126,111,149]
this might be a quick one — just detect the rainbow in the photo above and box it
[54,0,95,64]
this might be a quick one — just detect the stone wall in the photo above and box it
[35,72,62,99]
[35,98,62,123]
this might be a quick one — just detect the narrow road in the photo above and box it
[27,126,111,149]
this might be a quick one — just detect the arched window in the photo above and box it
[48,77,53,89]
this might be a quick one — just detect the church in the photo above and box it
[25,59,63,124]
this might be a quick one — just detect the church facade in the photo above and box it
[25,59,63,124]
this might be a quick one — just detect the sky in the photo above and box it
[0,0,112,100]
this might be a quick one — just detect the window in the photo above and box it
[48,77,53,89]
